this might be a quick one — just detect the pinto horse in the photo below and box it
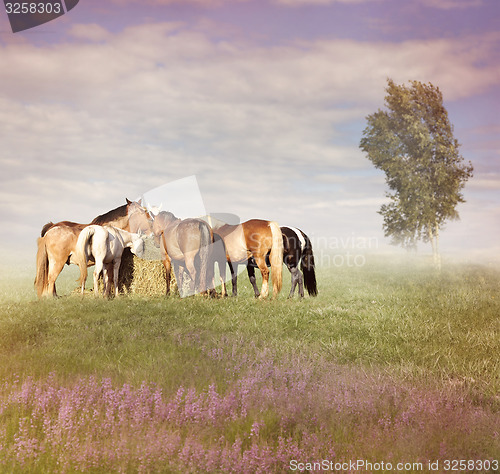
[152,211,216,297]
[34,199,152,298]
[75,225,146,297]
[247,226,317,298]
[215,219,283,299]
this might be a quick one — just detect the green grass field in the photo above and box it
[0,255,499,472]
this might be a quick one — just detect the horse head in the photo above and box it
[152,211,179,247]
[127,199,154,236]
[130,230,146,258]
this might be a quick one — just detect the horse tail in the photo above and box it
[301,233,318,296]
[268,221,283,295]
[75,225,95,291]
[198,221,212,293]
[41,222,54,237]
[34,236,49,298]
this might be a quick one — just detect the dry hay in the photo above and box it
[93,238,178,297]
[114,251,170,296]
[88,237,217,298]
[118,237,178,296]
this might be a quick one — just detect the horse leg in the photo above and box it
[209,269,218,298]
[289,266,298,298]
[162,255,172,295]
[288,265,303,298]
[112,259,121,297]
[229,262,238,297]
[184,256,197,295]
[93,260,104,297]
[205,260,218,298]
[219,259,227,297]
[79,260,88,296]
[296,267,304,298]
[247,263,260,298]
[102,263,111,297]
[219,277,226,298]
[44,228,75,297]
[47,257,65,298]
[253,255,270,299]
[206,248,217,298]
[176,263,186,296]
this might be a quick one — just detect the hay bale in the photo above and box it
[116,246,178,297]
[94,237,214,297]
[90,237,176,297]
[123,252,178,296]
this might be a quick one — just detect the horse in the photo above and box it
[247,226,317,298]
[215,219,283,299]
[210,232,229,297]
[152,211,216,297]
[75,225,146,297]
[34,199,152,298]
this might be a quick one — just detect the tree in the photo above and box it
[359,79,473,269]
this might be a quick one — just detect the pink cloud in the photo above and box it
[274,0,376,5]
[420,0,484,9]
[69,23,112,42]
[107,0,247,5]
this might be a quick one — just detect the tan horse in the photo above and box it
[153,211,219,297]
[34,199,152,298]
[215,219,283,299]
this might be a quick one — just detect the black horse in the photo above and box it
[247,226,317,298]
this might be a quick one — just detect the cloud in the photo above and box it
[302,196,388,209]
[105,0,375,5]
[273,0,375,5]
[333,197,389,207]
[3,24,498,114]
[86,0,485,10]
[467,174,500,191]
[0,21,498,254]
[419,0,484,9]
[107,0,247,5]
[106,0,483,7]
[68,23,112,42]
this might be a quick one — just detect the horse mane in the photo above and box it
[156,211,179,224]
[90,203,128,225]
[163,211,178,220]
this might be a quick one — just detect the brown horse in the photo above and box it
[215,219,283,299]
[34,199,152,298]
[152,211,217,297]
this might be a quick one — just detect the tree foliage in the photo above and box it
[360,79,473,265]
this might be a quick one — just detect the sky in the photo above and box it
[0,0,499,269]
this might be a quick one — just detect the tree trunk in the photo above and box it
[428,226,435,264]
[428,225,441,271]
[435,223,441,271]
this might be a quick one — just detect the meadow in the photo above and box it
[0,255,499,473]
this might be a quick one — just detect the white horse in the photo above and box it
[75,225,145,297]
